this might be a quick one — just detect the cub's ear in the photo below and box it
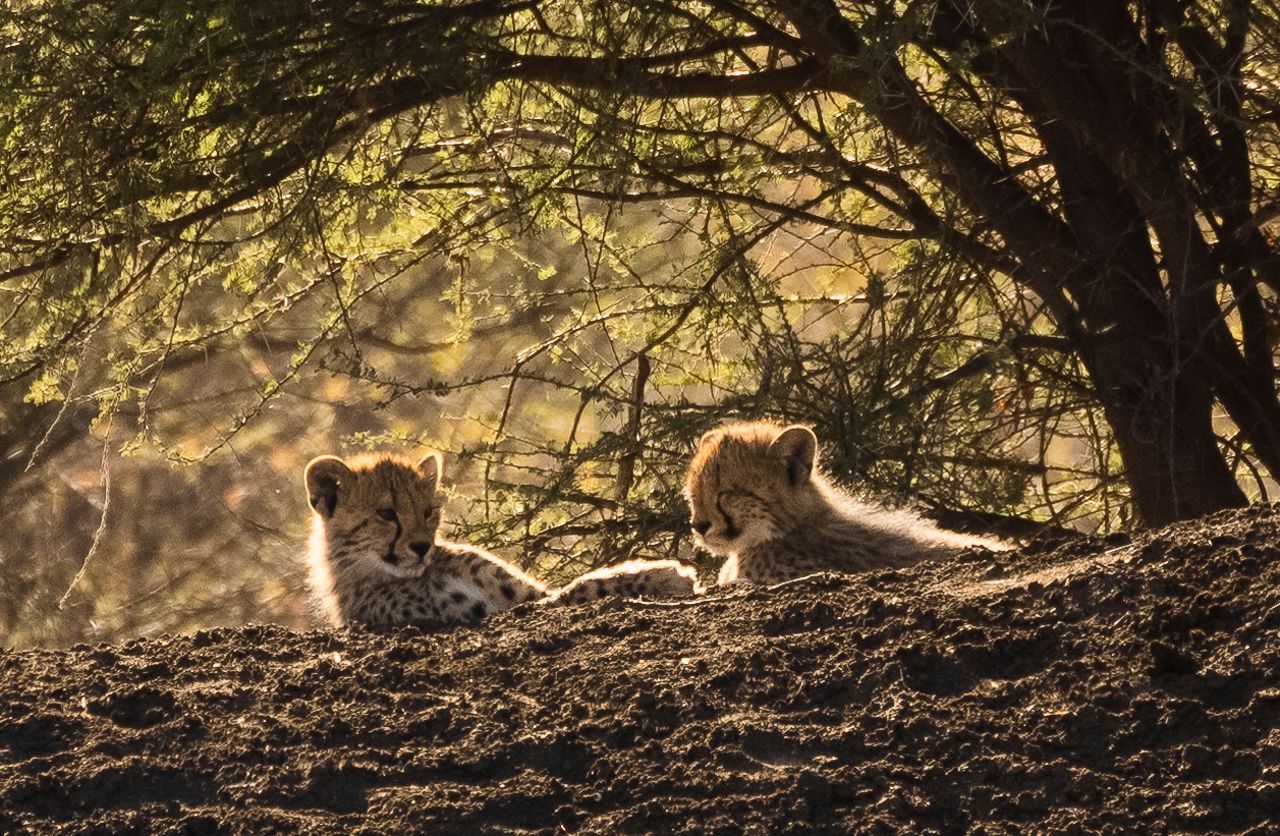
[304,456,352,517]
[769,425,818,486]
[415,452,442,486]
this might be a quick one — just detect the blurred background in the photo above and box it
[0,195,1119,647]
[3,1,1277,646]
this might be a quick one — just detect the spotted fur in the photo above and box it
[550,559,701,604]
[305,453,698,628]
[684,422,1008,585]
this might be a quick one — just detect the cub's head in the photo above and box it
[683,422,820,555]
[304,452,445,578]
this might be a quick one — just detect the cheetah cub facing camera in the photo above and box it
[685,422,1008,585]
[305,452,698,628]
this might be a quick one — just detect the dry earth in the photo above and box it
[3,505,1280,834]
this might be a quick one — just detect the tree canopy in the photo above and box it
[3,0,1280,644]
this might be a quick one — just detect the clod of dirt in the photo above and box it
[3,504,1280,833]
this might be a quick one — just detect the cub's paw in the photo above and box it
[551,559,702,604]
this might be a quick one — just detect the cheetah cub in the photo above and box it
[684,422,1008,585]
[305,452,698,628]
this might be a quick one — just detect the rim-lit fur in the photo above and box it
[684,421,1008,584]
[305,452,701,628]
[305,452,449,626]
[550,559,702,604]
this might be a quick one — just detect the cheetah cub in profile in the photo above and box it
[305,452,698,628]
[684,422,1008,585]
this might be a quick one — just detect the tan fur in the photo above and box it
[684,421,1008,585]
[549,559,702,604]
[305,453,698,628]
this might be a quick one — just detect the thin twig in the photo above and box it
[58,411,115,610]
[613,353,651,504]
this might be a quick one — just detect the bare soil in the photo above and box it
[3,505,1280,834]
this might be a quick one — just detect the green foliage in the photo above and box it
[2,0,1277,644]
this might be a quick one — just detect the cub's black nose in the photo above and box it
[409,541,433,558]
[692,520,711,535]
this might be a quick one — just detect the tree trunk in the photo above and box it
[987,34,1251,524]
[781,0,1251,524]
[1087,338,1246,524]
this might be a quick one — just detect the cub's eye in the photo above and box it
[423,507,435,520]
[376,508,397,522]
[715,493,736,529]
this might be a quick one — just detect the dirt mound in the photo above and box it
[3,505,1280,834]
